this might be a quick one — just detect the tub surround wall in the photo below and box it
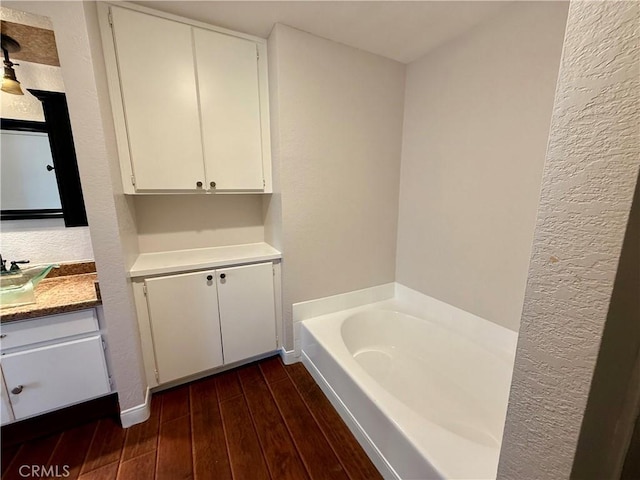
[2,1,148,414]
[395,2,568,332]
[498,1,640,478]
[291,283,395,356]
[267,24,406,350]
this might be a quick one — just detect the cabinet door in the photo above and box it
[145,270,223,384]
[217,263,276,364]
[110,7,205,191]
[1,336,110,420]
[0,369,14,425]
[194,28,264,192]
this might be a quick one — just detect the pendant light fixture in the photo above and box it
[1,34,24,95]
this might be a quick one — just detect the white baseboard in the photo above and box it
[279,347,299,365]
[120,387,151,428]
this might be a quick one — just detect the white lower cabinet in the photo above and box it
[145,270,223,384]
[0,309,111,425]
[142,261,277,386]
[217,263,276,364]
[2,336,110,420]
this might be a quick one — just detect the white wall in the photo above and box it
[0,11,94,264]
[1,219,93,264]
[267,25,405,350]
[498,1,640,477]
[2,1,148,412]
[0,61,63,121]
[135,195,264,253]
[395,2,568,331]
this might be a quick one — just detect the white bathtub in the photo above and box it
[299,285,517,480]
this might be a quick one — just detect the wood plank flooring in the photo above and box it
[1,356,382,480]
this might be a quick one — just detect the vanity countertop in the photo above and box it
[0,264,101,323]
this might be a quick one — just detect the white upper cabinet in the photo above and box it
[110,7,205,191]
[101,4,271,194]
[194,29,264,192]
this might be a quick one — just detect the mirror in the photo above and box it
[1,119,61,218]
[1,90,88,227]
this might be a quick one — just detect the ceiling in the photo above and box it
[133,1,513,64]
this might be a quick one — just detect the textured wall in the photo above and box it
[0,8,94,264]
[0,60,63,121]
[263,27,283,253]
[267,24,405,349]
[571,174,640,479]
[396,2,568,331]
[498,1,640,478]
[1,219,93,264]
[2,1,148,411]
[0,7,58,121]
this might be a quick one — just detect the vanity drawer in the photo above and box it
[0,309,99,351]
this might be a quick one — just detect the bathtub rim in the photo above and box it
[292,282,517,362]
[298,285,519,480]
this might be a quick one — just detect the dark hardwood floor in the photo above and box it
[1,356,382,480]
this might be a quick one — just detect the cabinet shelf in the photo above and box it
[129,242,281,278]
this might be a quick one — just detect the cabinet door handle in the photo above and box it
[196,181,203,188]
[210,181,216,188]
[11,385,23,395]
[220,273,226,279]
[206,275,213,281]
[0,334,6,339]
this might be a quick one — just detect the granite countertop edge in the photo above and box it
[0,264,101,323]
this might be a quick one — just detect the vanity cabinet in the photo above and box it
[100,4,271,194]
[0,309,111,424]
[1,370,13,425]
[140,261,277,386]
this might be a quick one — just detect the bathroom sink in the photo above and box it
[0,265,58,307]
